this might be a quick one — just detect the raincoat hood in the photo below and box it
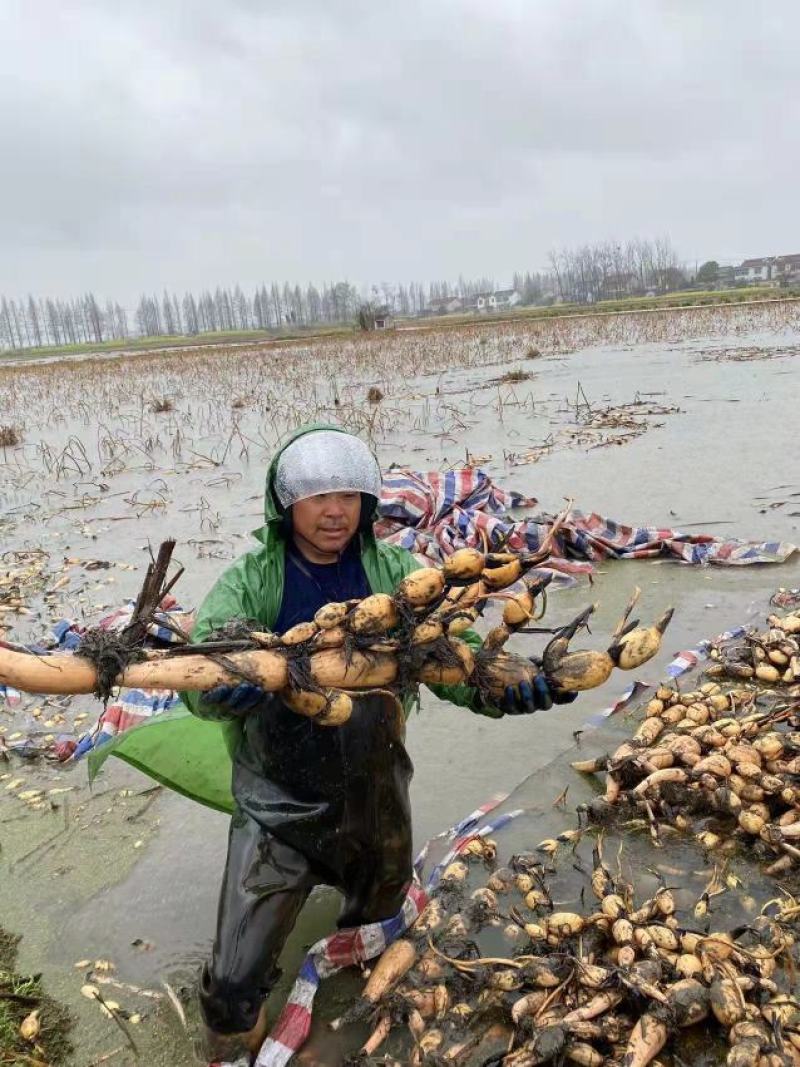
[256,422,380,543]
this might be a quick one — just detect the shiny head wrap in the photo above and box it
[273,430,382,509]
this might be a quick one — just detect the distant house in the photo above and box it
[731,254,800,287]
[603,272,638,299]
[475,289,522,312]
[716,265,735,287]
[773,254,800,285]
[373,305,393,330]
[734,257,774,283]
[493,288,522,309]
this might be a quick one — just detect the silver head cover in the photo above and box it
[273,430,382,508]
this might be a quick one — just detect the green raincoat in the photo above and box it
[90,424,499,813]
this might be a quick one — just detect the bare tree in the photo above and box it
[162,291,176,335]
[27,296,42,347]
[548,251,566,302]
[357,302,377,331]
[305,283,322,324]
[182,293,199,335]
[84,293,103,342]
[114,303,129,339]
[270,283,282,326]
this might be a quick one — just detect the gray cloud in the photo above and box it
[1,0,798,300]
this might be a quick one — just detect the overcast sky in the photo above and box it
[1,1,798,301]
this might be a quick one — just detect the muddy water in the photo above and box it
[1,318,799,1064]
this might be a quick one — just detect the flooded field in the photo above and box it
[1,301,800,1065]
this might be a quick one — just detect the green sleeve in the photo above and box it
[180,557,268,721]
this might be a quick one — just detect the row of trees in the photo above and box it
[0,236,691,351]
[0,280,444,350]
[1,277,493,349]
[133,280,441,338]
[547,237,684,304]
[0,294,129,351]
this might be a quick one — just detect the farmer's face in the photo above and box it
[292,492,361,557]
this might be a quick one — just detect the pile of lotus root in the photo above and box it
[570,602,800,877]
[332,835,800,1067]
[704,608,800,688]
[327,600,800,1065]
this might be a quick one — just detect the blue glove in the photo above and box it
[501,673,579,715]
[200,683,265,716]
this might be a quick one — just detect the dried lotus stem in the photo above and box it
[612,586,642,641]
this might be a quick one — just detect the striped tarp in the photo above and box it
[250,883,429,1067]
[376,468,796,580]
[0,598,186,755]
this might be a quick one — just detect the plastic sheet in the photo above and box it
[273,430,382,507]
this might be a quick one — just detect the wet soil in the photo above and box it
[1,305,799,1063]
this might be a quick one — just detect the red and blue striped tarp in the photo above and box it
[376,468,796,580]
[0,598,187,756]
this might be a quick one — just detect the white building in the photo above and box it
[733,254,800,287]
[475,289,522,312]
[373,305,393,329]
[773,254,800,285]
[734,257,773,283]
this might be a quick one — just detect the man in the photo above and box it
[182,425,573,1063]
